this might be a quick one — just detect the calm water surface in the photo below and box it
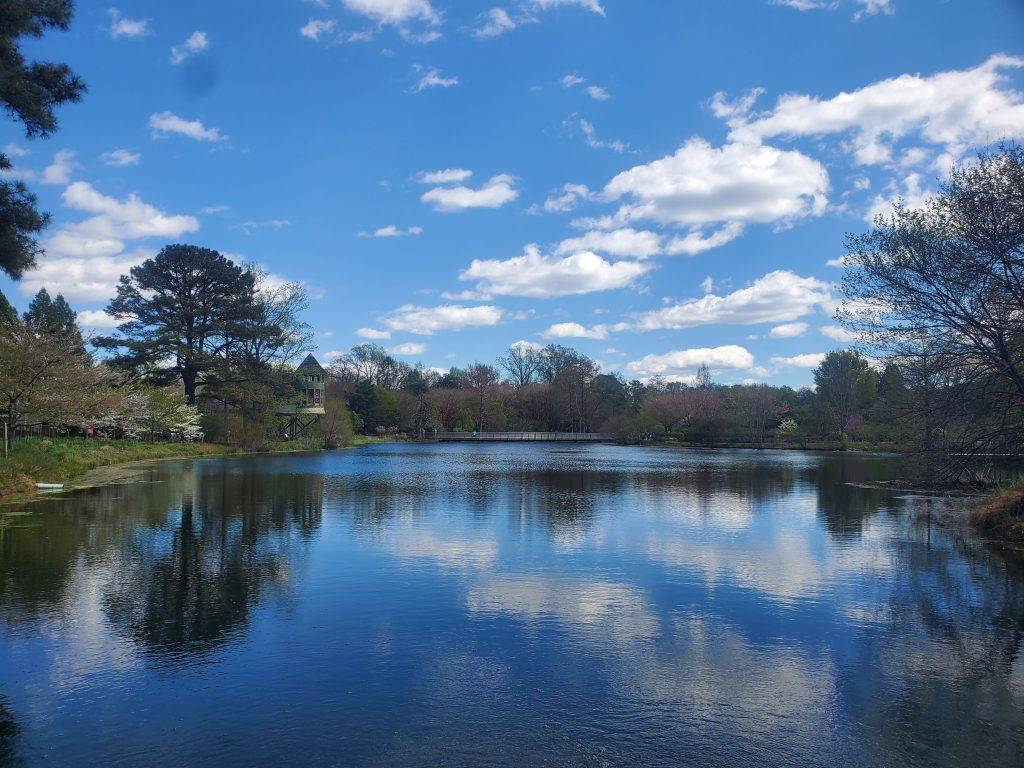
[1,444,1023,767]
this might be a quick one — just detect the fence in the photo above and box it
[431,431,612,442]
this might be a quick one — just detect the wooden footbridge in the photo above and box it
[431,431,613,442]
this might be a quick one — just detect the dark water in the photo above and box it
[1,444,1022,767]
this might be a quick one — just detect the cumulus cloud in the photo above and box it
[586,85,611,101]
[149,112,227,142]
[356,327,392,339]
[358,224,423,237]
[538,183,592,213]
[41,149,80,185]
[664,222,745,256]
[390,342,427,355]
[22,251,152,302]
[541,322,607,340]
[342,0,440,25]
[300,19,337,40]
[865,172,933,221]
[100,148,141,167]
[626,346,756,378]
[76,309,120,329]
[555,228,662,259]
[60,182,200,241]
[771,353,827,368]
[408,64,460,91]
[416,168,472,184]
[107,8,150,38]
[473,8,519,38]
[532,0,605,15]
[421,173,518,211]
[602,138,829,239]
[21,183,199,302]
[729,55,1024,165]
[381,304,504,335]
[621,270,831,331]
[820,325,858,342]
[461,244,651,298]
[170,31,209,64]
[769,322,809,338]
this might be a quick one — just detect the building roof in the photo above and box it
[297,353,325,374]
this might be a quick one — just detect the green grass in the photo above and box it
[0,437,323,498]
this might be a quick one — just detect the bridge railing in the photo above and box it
[432,431,612,442]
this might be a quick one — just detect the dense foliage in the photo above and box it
[0,0,85,286]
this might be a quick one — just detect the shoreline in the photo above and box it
[0,434,395,504]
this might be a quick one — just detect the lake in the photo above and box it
[1,443,1023,767]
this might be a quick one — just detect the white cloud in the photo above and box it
[421,174,518,211]
[300,19,337,40]
[771,353,827,368]
[170,31,209,65]
[356,327,392,340]
[562,74,585,88]
[531,0,604,15]
[772,0,893,18]
[540,183,592,213]
[473,8,519,38]
[586,85,611,101]
[41,149,80,186]
[626,346,756,378]
[358,224,423,237]
[24,183,199,302]
[107,8,150,38]
[149,112,227,142]
[603,138,829,240]
[390,342,427,355]
[382,304,504,335]
[664,222,745,256]
[342,0,440,25]
[100,148,141,167]
[555,228,662,259]
[575,117,626,152]
[622,270,831,331]
[76,309,120,329]
[461,244,651,298]
[440,289,491,301]
[22,251,151,302]
[510,339,543,352]
[409,64,460,91]
[729,55,1024,165]
[61,182,200,241]
[235,219,291,235]
[4,143,28,158]
[416,168,472,184]
[202,204,229,215]
[820,325,858,342]
[541,322,607,340]
[769,322,809,338]
[865,172,933,221]
[700,276,714,293]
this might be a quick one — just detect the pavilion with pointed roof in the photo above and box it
[277,353,326,438]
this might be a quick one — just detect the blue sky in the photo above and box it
[2,0,1023,385]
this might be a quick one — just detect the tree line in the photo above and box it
[326,340,900,447]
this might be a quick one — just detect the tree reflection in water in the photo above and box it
[0,445,1022,768]
[102,467,324,657]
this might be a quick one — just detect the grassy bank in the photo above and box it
[0,437,319,499]
[972,479,1024,545]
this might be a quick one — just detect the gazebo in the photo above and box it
[277,353,327,438]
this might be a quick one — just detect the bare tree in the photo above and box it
[840,144,1024,472]
[498,343,540,388]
